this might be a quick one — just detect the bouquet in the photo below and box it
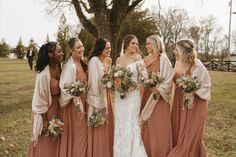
[88,109,106,128]
[46,117,63,141]
[64,81,87,112]
[102,66,137,99]
[176,74,200,109]
[101,71,113,89]
[64,81,87,96]
[141,71,163,99]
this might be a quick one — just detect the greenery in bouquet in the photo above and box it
[176,75,200,93]
[111,66,137,99]
[46,117,64,141]
[176,74,201,109]
[141,71,163,88]
[140,71,163,99]
[101,71,114,89]
[64,81,87,112]
[88,110,106,128]
[64,81,87,96]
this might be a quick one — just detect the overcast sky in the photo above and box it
[0,0,236,47]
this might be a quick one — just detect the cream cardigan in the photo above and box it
[32,65,51,142]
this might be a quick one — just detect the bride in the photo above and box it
[113,35,147,157]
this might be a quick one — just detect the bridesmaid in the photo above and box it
[86,38,114,157]
[28,42,64,157]
[168,39,211,157]
[59,37,88,157]
[140,35,173,157]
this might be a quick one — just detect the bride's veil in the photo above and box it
[119,41,125,56]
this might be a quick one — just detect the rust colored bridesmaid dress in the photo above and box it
[28,78,61,157]
[168,67,208,157]
[141,56,173,157]
[59,69,88,157]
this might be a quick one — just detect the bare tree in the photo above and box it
[232,30,236,53]
[78,8,158,58]
[209,27,224,57]
[156,7,189,58]
[188,25,202,52]
[216,35,228,61]
[48,0,145,61]
[199,15,216,61]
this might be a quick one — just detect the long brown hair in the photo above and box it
[89,38,109,60]
[122,35,137,53]
[67,37,87,72]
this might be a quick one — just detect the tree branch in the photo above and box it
[106,0,113,8]
[126,0,144,13]
[72,0,98,37]
[79,0,93,13]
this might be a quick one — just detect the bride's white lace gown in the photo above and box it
[113,60,147,157]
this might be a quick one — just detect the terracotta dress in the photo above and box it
[28,78,61,157]
[59,69,88,157]
[87,90,113,157]
[87,57,114,157]
[168,69,208,157]
[141,56,173,157]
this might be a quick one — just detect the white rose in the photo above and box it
[107,81,112,88]
[118,70,123,76]
[114,72,119,77]
[79,87,85,91]
[183,84,187,89]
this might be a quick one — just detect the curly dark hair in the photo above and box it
[89,38,109,60]
[35,42,57,73]
[67,37,87,72]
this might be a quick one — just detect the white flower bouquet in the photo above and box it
[64,81,87,112]
[46,117,63,141]
[176,75,200,109]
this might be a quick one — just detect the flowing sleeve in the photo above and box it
[59,58,76,107]
[193,59,211,101]
[157,54,174,103]
[32,66,51,142]
[86,57,102,109]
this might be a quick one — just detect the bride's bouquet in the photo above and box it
[64,81,87,112]
[176,74,200,109]
[46,117,64,141]
[140,71,163,99]
[102,66,137,99]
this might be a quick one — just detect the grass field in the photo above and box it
[0,58,235,157]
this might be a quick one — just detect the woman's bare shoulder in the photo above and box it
[134,53,142,61]
[105,57,112,65]
[116,56,123,65]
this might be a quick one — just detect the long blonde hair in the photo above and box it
[176,39,197,64]
[147,35,165,54]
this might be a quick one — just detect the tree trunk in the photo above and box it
[110,32,119,63]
